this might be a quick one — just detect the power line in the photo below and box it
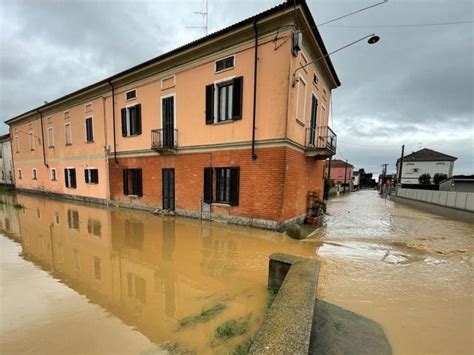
[318,0,388,26]
[324,20,474,28]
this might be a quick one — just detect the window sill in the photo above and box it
[85,182,98,185]
[215,66,235,74]
[213,119,235,126]
[123,134,142,138]
[212,202,232,207]
[48,146,55,149]
[126,194,140,198]
[66,187,77,189]
[30,149,35,151]
[85,141,95,144]
[65,143,72,146]
[51,179,57,182]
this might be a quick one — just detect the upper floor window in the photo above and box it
[85,103,92,113]
[313,73,319,86]
[123,168,143,196]
[296,76,307,122]
[215,56,234,72]
[28,131,35,151]
[205,77,243,124]
[85,168,99,184]
[64,123,72,145]
[15,136,19,153]
[64,168,77,188]
[85,117,94,142]
[47,127,54,148]
[126,90,137,101]
[121,104,142,137]
[32,168,37,180]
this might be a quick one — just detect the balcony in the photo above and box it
[151,128,178,153]
[305,126,337,159]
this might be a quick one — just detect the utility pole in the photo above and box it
[398,144,405,185]
[343,159,348,193]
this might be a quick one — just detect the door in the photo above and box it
[162,96,174,147]
[309,94,318,146]
[162,168,175,210]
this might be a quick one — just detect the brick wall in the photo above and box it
[109,146,325,223]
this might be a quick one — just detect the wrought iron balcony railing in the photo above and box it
[151,128,178,151]
[305,126,337,155]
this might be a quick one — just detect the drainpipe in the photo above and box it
[251,19,259,161]
[37,109,49,168]
[108,80,118,164]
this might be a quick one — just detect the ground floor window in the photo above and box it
[85,168,99,184]
[204,167,239,206]
[65,168,77,188]
[123,169,143,196]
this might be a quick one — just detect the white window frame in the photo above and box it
[160,93,177,129]
[64,123,72,145]
[295,75,307,122]
[85,102,93,113]
[32,168,37,180]
[124,103,141,137]
[160,75,176,90]
[125,89,137,101]
[50,168,57,181]
[85,167,99,184]
[85,116,94,143]
[28,130,35,151]
[65,167,76,188]
[212,75,235,123]
[214,55,236,73]
[47,126,54,148]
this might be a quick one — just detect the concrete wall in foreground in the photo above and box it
[395,187,474,212]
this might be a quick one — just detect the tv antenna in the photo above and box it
[186,0,208,36]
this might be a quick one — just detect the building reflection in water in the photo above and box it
[0,193,317,352]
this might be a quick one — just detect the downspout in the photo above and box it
[251,19,259,160]
[108,80,118,164]
[37,109,49,168]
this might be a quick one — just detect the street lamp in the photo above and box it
[292,33,380,86]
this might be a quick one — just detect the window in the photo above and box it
[84,168,99,184]
[125,220,144,250]
[29,131,35,150]
[85,103,92,113]
[47,127,54,147]
[313,73,319,86]
[18,169,22,180]
[64,123,72,145]
[126,90,137,101]
[127,273,146,303]
[123,169,143,196]
[87,219,102,237]
[296,76,307,121]
[64,168,77,188]
[205,76,243,124]
[203,167,239,206]
[50,168,57,181]
[15,136,19,153]
[85,117,94,142]
[94,257,101,280]
[121,104,142,136]
[32,168,37,180]
[67,209,79,230]
[215,56,234,72]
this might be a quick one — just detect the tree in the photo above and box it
[433,173,448,184]
[418,173,431,185]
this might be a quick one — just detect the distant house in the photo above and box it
[396,148,457,184]
[439,175,474,193]
[328,159,353,186]
[0,134,14,186]
[352,171,360,188]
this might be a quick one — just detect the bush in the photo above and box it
[433,173,448,184]
[418,173,431,185]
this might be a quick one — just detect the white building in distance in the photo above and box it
[396,148,456,184]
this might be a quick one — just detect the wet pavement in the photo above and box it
[0,190,472,354]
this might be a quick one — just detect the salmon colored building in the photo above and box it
[6,0,340,230]
[328,159,354,186]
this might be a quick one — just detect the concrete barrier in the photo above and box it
[396,188,474,213]
[250,253,320,354]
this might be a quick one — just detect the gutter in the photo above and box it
[251,19,259,161]
[37,109,49,168]
[108,80,118,163]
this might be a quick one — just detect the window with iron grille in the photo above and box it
[204,167,239,206]
[123,169,143,196]
[215,56,234,72]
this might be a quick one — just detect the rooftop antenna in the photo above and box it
[186,0,208,36]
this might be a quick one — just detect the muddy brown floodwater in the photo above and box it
[0,190,472,354]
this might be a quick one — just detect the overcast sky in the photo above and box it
[1,0,473,175]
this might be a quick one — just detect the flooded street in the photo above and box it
[1,190,473,354]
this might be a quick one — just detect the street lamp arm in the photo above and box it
[292,33,379,85]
